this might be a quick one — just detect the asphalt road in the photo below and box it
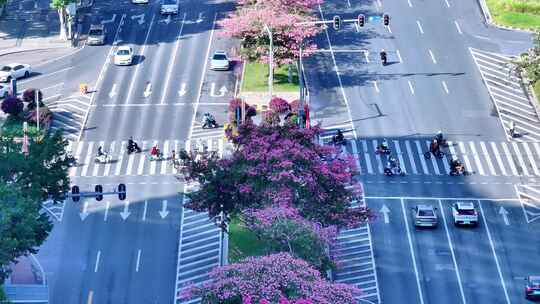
[35,0,238,303]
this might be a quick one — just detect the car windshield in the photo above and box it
[117,50,130,55]
[457,208,475,215]
[213,54,227,60]
[530,278,540,287]
[419,210,434,216]
[1,66,12,72]
[89,29,103,36]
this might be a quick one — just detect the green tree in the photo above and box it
[510,30,540,84]
[0,130,75,202]
[50,0,76,40]
[0,182,52,284]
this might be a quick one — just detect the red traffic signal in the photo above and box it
[383,14,390,26]
[95,184,103,201]
[358,14,365,27]
[71,185,80,202]
[118,183,126,201]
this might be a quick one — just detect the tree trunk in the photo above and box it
[58,8,67,40]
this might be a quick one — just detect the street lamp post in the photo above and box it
[263,24,273,99]
[35,91,40,132]
[298,44,305,128]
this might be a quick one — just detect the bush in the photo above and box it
[269,97,290,114]
[1,96,23,115]
[22,88,43,103]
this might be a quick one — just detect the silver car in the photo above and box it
[0,63,31,82]
[210,50,230,71]
[87,24,105,45]
[412,204,438,227]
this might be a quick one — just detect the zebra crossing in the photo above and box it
[68,138,234,177]
[48,93,92,140]
[515,184,540,223]
[191,123,225,140]
[332,190,380,304]
[342,138,540,177]
[470,48,540,141]
[174,185,223,304]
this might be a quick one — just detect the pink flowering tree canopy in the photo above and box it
[181,252,361,304]
[183,123,370,228]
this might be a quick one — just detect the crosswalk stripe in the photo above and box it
[116,141,126,176]
[442,153,451,174]
[93,141,105,176]
[480,141,497,176]
[172,140,179,174]
[490,85,530,102]
[414,141,429,174]
[523,143,540,176]
[425,140,441,175]
[361,140,373,174]
[492,91,533,108]
[513,142,530,176]
[372,140,384,174]
[161,140,170,174]
[491,142,508,176]
[469,141,485,175]
[501,142,519,175]
[458,142,473,173]
[350,140,361,173]
[81,142,93,177]
[149,140,158,175]
[103,141,115,176]
[393,140,406,174]
[404,140,418,174]
[70,141,84,177]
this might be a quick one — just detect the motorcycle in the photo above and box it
[95,153,112,164]
[202,116,219,129]
[449,161,469,176]
[127,143,141,154]
[424,148,444,159]
[384,165,405,176]
[331,135,346,146]
[375,144,391,155]
[150,152,164,161]
[380,52,387,66]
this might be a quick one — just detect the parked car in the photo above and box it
[87,24,106,45]
[114,46,134,66]
[412,204,438,227]
[0,84,8,98]
[525,276,540,300]
[451,201,478,226]
[0,63,32,82]
[210,50,230,71]
[160,0,178,14]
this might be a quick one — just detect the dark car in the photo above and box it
[526,276,540,300]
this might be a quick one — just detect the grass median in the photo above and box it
[228,218,268,263]
[486,0,540,29]
[242,62,299,92]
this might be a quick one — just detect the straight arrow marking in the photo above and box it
[104,201,110,222]
[120,200,131,220]
[80,201,89,221]
[178,83,187,96]
[143,82,152,98]
[159,200,169,219]
[101,14,117,25]
[498,206,510,225]
[380,204,390,224]
[94,250,101,273]
[135,249,142,272]
[108,84,117,98]
[142,200,148,221]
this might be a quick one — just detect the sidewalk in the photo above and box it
[0,0,77,65]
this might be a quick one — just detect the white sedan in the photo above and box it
[210,50,230,71]
[0,63,32,82]
[114,46,134,66]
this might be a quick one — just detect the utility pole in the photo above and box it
[35,91,40,132]
[298,44,305,128]
[263,24,273,100]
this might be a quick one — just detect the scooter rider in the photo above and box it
[333,129,345,144]
[127,137,141,153]
[203,112,217,128]
[379,138,389,153]
[435,130,444,143]
[97,146,104,157]
[380,49,387,65]
[430,139,440,154]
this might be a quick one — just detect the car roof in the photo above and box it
[528,276,540,281]
[416,204,434,210]
[4,63,23,67]
[456,202,474,209]
[117,46,131,51]
[213,50,227,55]
[90,24,104,30]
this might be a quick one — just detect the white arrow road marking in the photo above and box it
[416,20,424,34]
[428,49,437,64]
[408,81,415,95]
[454,20,462,34]
[209,83,228,97]
[94,250,101,273]
[104,201,110,222]
[80,201,90,221]
[108,84,117,98]
[135,249,142,272]
[160,13,186,105]
[498,206,510,225]
[143,82,152,98]
[131,13,145,25]
[380,204,390,224]
[101,14,117,24]
[159,200,169,219]
[196,12,203,23]
[164,14,172,24]
[120,200,131,220]
[442,81,449,94]
[142,200,148,221]
[178,83,187,96]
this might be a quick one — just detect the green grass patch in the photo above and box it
[0,114,40,137]
[242,62,299,92]
[486,0,540,29]
[534,81,540,105]
[228,218,268,263]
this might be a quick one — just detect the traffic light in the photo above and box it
[95,184,103,201]
[333,16,341,30]
[383,14,389,26]
[118,183,126,201]
[358,14,365,27]
[71,185,80,202]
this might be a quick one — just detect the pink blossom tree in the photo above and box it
[181,253,360,304]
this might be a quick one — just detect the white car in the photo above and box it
[114,46,134,66]
[132,0,149,3]
[451,201,479,226]
[0,63,32,82]
[210,50,230,71]
[160,0,178,14]
[0,84,9,98]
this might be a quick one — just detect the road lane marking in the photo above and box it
[414,141,429,174]
[20,66,74,85]
[444,0,450,7]
[387,25,392,34]
[70,141,84,176]
[428,49,437,64]
[442,80,449,94]
[396,49,402,63]
[103,141,114,176]
[362,140,374,174]
[393,140,406,173]
[125,13,156,105]
[458,142,473,174]
[501,143,519,175]
[372,140,384,174]
[87,291,93,304]
[513,142,530,176]
[416,20,424,34]
[93,141,104,176]
[425,141,440,175]
[150,140,158,175]
[523,143,540,175]
[400,199,425,304]
[80,142,93,177]
[407,0,413,7]
[438,200,467,304]
[408,81,415,95]
[491,142,508,175]
[142,200,148,221]
[480,141,497,175]
[364,50,370,63]
[104,201,110,222]
[136,249,142,272]
[94,251,101,273]
[160,13,187,105]
[477,200,512,304]
[372,80,379,93]
[405,140,418,174]
[161,140,170,174]
[469,141,485,175]
[454,20,462,34]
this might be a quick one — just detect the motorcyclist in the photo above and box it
[128,137,140,152]
[97,146,104,157]
[380,49,387,65]
[378,138,389,153]
[333,129,345,144]
[435,130,444,143]
[203,112,217,128]
[450,158,463,173]
[388,156,398,168]
[509,121,517,138]
[150,145,160,157]
[430,139,440,154]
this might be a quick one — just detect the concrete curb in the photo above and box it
[476,0,536,33]
[0,45,73,57]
